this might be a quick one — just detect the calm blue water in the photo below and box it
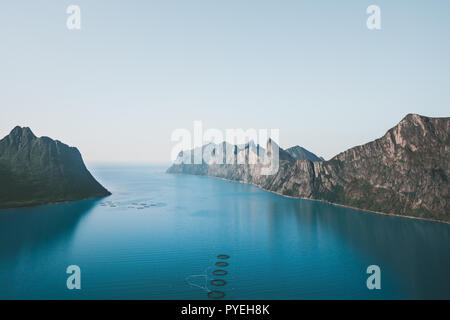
[0,165,449,300]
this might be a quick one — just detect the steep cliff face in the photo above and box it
[310,114,449,221]
[0,127,111,209]
[167,114,449,222]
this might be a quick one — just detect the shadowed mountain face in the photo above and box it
[167,114,450,222]
[0,127,111,209]
[286,146,324,162]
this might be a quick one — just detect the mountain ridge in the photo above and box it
[167,114,450,222]
[286,145,324,162]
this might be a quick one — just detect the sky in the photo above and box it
[1,0,449,163]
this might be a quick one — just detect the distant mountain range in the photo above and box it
[0,127,111,209]
[167,114,450,222]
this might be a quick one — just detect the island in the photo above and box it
[0,126,111,209]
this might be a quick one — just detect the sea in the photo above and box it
[0,165,449,299]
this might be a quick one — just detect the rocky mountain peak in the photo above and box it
[0,127,111,209]
[8,126,36,143]
[286,145,324,162]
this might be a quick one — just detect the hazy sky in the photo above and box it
[1,1,449,163]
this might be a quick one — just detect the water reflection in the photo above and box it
[0,167,449,299]
[267,198,450,299]
[0,199,98,261]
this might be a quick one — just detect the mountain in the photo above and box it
[308,114,449,221]
[286,145,324,162]
[167,114,450,222]
[0,127,111,209]
[168,139,296,177]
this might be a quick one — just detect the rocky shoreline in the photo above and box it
[168,114,450,222]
